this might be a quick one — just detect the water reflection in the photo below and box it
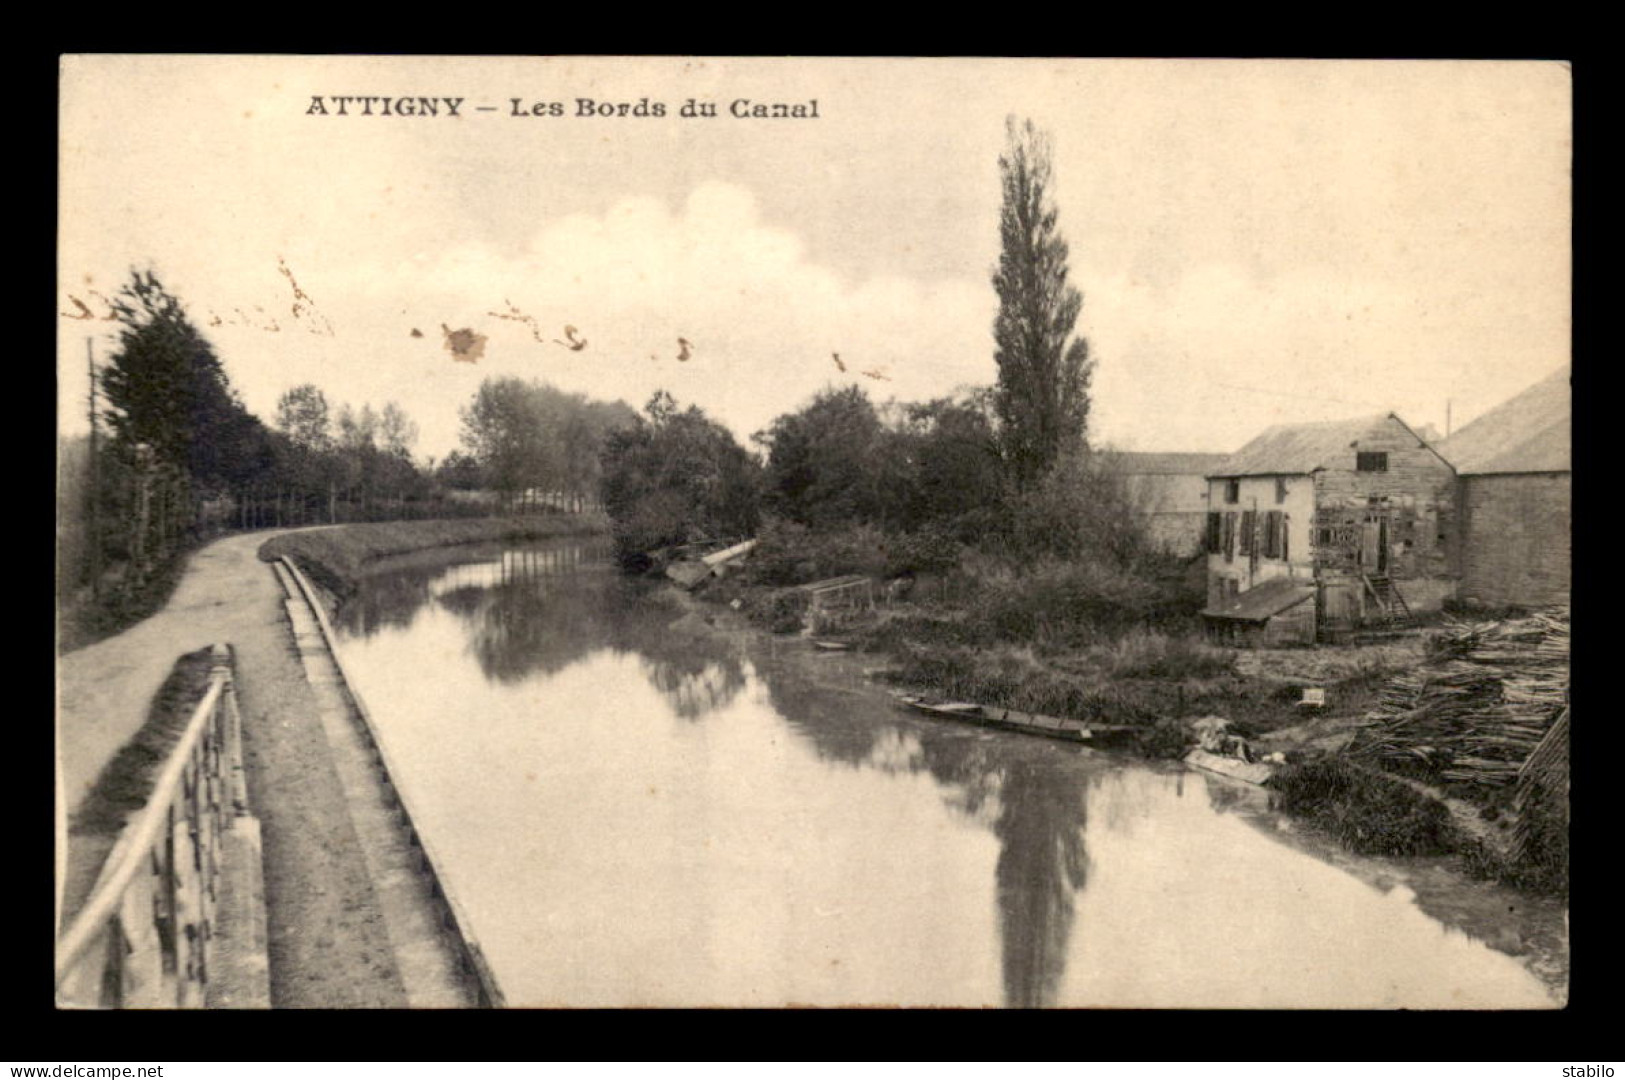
[332,540,1562,1008]
[341,541,748,719]
[994,762,1091,1007]
[758,657,1093,1006]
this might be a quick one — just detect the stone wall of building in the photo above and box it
[1311,420,1458,583]
[1457,472,1571,609]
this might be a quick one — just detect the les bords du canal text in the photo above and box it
[305,96,822,119]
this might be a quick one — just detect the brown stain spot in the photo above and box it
[648,786,658,795]
[860,367,891,382]
[243,110,254,119]
[525,771,537,782]
[60,295,95,320]
[442,323,488,364]
[410,328,424,338]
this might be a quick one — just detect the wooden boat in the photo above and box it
[1183,748,1276,786]
[893,694,1136,744]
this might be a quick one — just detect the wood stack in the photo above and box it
[1510,706,1569,869]
[1353,606,1569,787]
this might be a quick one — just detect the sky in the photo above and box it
[58,56,1572,462]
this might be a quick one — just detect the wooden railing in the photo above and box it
[55,643,249,1007]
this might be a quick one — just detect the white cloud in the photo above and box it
[61,181,999,460]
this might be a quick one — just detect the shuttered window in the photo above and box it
[1263,511,1283,558]
[1240,510,1256,556]
[1206,512,1222,555]
[1222,512,1236,562]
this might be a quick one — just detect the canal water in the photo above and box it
[331,537,1566,1009]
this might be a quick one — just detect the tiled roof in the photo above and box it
[1438,366,1571,475]
[1104,452,1232,476]
[1201,577,1315,622]
[1209,414,1395,477]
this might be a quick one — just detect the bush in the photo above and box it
[881,523,965,577]
[1269,758,1456,856]
[742,518,893,587]
[1137,717,1194,760]
[999,450,1149,565]
[1090,628,1234,680]
[882,643,1166,725]
[964,556,1163,646]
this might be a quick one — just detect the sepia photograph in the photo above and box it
[55,55,1571,1009]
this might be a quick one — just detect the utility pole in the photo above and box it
[1445,399,1453,440]
[86,338,100,602]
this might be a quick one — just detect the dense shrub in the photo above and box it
[998,449,1148,565]
[742,519,894,587]
[1137,717,1195,760]
[964,556,1163,646]
[883,643,1165,725]
[1269,758,1456,856]
[881,523,965,576]
[599,392,762,569]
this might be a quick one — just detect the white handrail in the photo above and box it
[55,644,234,1003]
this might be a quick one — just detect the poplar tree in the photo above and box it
[991,117,1093,485]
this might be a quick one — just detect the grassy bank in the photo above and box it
[699,561,1566,891]
[71,646,218,837]
[710,563,1401,758]
[257,512,609,598]
[57,546,195,654]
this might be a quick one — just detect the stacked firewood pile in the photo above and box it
[1353,607,1569,787]
[1510,705,1569,872]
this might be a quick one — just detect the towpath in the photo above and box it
[57,529,411,1006]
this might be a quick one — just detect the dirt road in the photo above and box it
[57,530,409,1006]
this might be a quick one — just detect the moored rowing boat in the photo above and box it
[892,694,1136,744]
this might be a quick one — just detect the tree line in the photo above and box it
[61,116,1161,645]
[597,117,1125,568]
[58,269,638,640]
[594,118,1192,637]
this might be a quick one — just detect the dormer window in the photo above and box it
[1356,452,1388,473]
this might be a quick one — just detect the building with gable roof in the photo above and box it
[1201,413,1458,644]
[1101,451,1231,557]
[1439,365,1571,609]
